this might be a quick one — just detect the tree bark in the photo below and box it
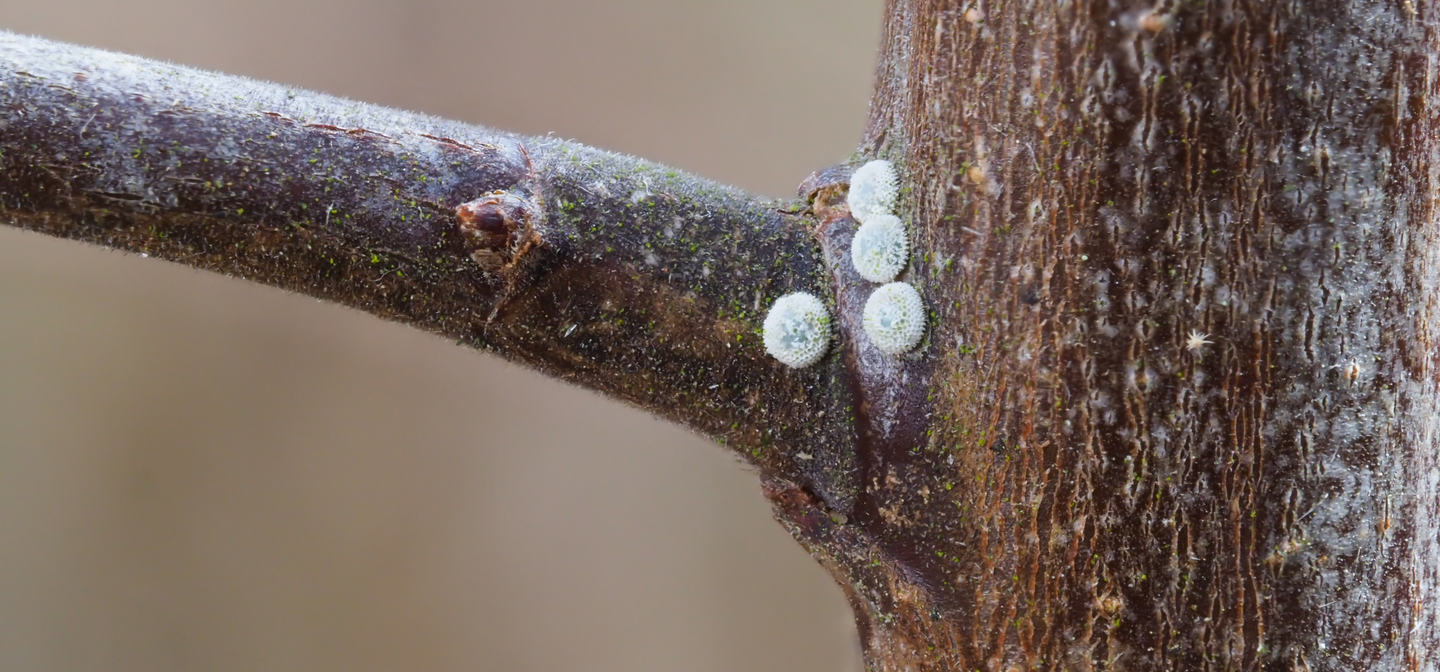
[772,0,1437,669]
[4,0,1440,666]
[0,33,860,513]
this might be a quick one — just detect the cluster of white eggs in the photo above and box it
[762,159,926,368]
[846,160,925,355]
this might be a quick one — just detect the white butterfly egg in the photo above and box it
[850,214,909,283]
[862,282,925,354]
[846,159,898,223]
[763,292,833,368]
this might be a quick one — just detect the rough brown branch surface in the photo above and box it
[779,0,1439,669]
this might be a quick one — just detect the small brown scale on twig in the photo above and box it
[456,190,538,273]
[798,163,855,224]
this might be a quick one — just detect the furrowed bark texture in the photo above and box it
[771,0,1440,669]
[0,33,861,513]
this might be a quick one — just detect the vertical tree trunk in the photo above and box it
[770,0,1439,669]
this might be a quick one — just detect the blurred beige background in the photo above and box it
[0,2,880,671]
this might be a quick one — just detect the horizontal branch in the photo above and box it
[0,32,860,512]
